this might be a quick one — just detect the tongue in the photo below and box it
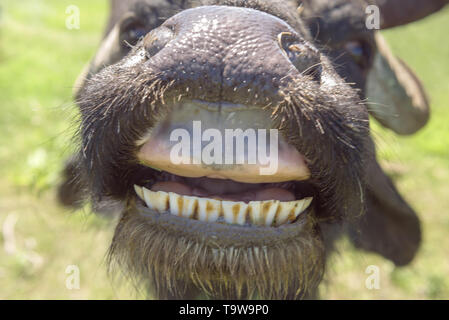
[151,181,295,202]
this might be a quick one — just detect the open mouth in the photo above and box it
[134,174,314,228]
[132,100,315,230]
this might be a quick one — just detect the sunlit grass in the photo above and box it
[0,0,448,299]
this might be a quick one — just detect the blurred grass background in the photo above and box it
[0,0,448,299]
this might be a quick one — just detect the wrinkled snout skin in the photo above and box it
[143,6,317,105]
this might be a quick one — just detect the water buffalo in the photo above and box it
[59,0,448,299]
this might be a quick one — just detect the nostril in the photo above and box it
[288,43,322,82]
[278,32,322,82]
[144,26,175,58]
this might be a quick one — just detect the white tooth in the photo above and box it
[181,196,198,218]
[293,197,313,219]
[197,198,208,221]
[221,201,248,225]
[142,187,153,210]
[138,185,312,227]
[134,185,144,200]
[143,188,169,212]
[197,198,221,222]
[221,201,235,224]
[292,199,305,219]
[168,192,183,216]
[248,201,262,226]
[302,197,313,212]
[236,202,249,225]
[275,201,297,226]
[260,200,279,227]
[155,191,170,212]
[274,197,313,226]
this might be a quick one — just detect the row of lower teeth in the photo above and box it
[134,185,312,227]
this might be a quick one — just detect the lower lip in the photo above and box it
[132,200,314,248]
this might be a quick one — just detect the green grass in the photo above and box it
[0,0,448,299]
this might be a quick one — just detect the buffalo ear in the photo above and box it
[366,33,430,135]
[372,0,449,29]
[348,138,421,266]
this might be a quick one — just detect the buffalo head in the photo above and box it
[59,0,445,299]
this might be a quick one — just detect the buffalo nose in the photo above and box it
[143,6,322,105]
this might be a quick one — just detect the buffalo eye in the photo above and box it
[120,16,147,48]
[344,40,372,70]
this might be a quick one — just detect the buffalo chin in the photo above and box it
[108,200,325,299]
[108,165,325,299]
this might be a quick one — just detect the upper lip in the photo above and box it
[136,100,311,183]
